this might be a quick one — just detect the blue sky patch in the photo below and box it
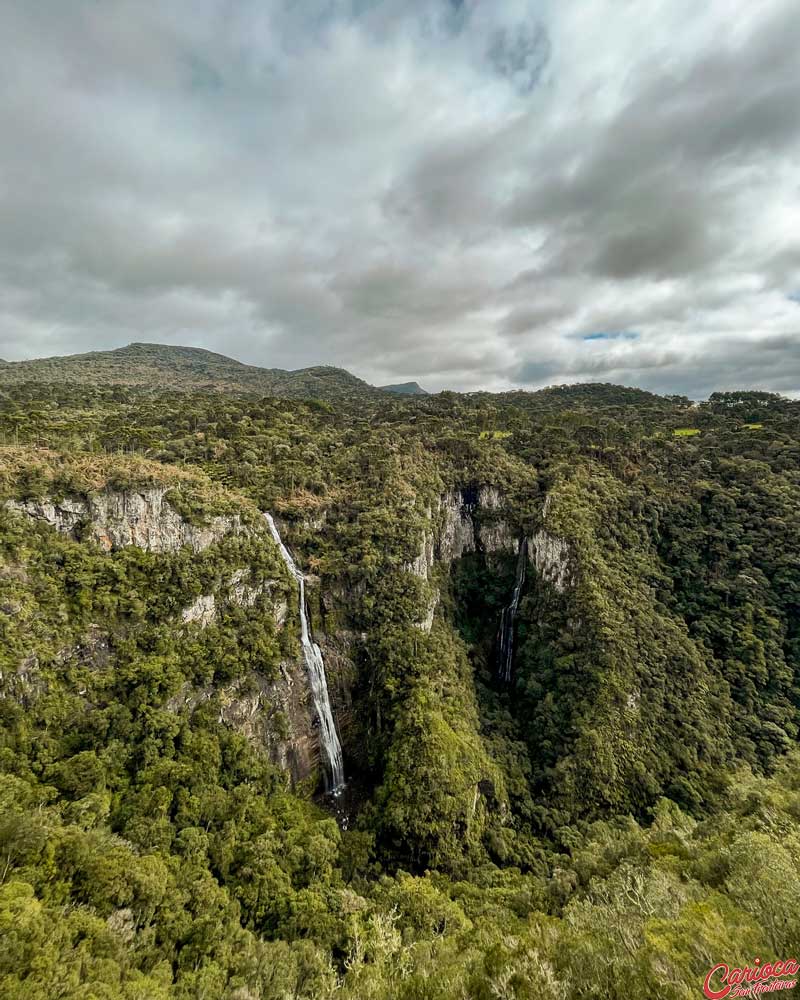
[581,331,640,342]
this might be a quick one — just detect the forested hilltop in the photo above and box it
[1,367,799,999]
[0,343,378,400]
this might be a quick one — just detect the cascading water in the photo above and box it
[264,513,345,794]
[497,537,528,683]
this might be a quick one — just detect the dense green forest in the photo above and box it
[1,356,799,998]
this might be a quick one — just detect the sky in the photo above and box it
[1,0,799,397]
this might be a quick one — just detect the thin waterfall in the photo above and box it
[497,537,528,683]
[264,513,345,794]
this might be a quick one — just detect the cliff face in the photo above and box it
[4,488,332,789]
[436,485,518,563]
[6,488,245,553]
[406,485,573,630]
[165,663,321,786]
[5,481,571,794]
[408,487,516,574]
[180,570,288,629]
[529,529,572,593]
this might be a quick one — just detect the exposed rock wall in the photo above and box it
[408,522,436,579]
[6,488,245,553]
[479,519,516,555]
[406,485,574,621]
[179,571,287,630]
[4,488,339,788]
[181,593,217,627]
[436,490,477,563]
[406,485,520,631]
[408,485,519,585]
[166,657,321,785]
[530,529,572,593]
[229,569,269,611]
[0,652,44,707]
[315,629,358,758]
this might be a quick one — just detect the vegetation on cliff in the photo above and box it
[1,370,799,997]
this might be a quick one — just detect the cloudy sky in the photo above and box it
[1,0,799,396]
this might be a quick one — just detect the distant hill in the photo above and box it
[378,381,429,396]
[487,381,681,410]
[0,343,377,401]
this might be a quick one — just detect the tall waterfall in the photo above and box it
[264,513,345,794]
[497,537,528,683]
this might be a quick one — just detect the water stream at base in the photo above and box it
[264,513,345,794]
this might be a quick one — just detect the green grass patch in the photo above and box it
[479,430,513,440]
[672,428,701,437]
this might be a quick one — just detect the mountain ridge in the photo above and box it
[378,380,429,395]
[1,342,786,406]
[0,342,377,401]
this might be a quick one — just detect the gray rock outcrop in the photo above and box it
[406,486,574,627]
[6,488,245,553]
[530,530,572,593]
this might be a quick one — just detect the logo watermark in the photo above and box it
[704,959,799,998]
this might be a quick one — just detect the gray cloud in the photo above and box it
[487,21,550,95]
[0,0,799,397]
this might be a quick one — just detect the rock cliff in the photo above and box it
[165,662,321,786]
[406,485,573,630]
[408,486,517,577]
[6,488,244,553]
[529,529,572,593]
[4,487,337,790]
